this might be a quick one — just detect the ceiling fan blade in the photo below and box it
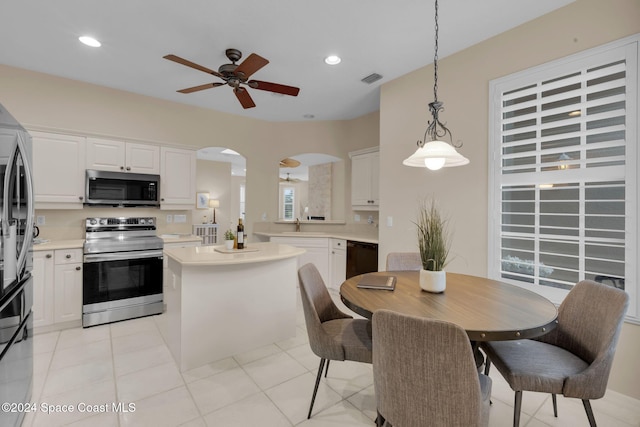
[234,87,256,109]
[163,54,225,79]
[177,82,225,94]
[249,80,300,97]
[234,53,269,79]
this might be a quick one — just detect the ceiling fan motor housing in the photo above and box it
[225,48,242,63]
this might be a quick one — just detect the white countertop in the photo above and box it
[33,239,85,251]
[161,235,202,244]
[254,231,378,244]
[33,235,203,251]
[164,241,305,266]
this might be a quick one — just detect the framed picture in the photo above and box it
[196,192,209,209]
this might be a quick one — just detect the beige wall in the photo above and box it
[0,64,378,238]
[192,159,232,228]
[378,0,640,398]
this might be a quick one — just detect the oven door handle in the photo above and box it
[83,250,163,263]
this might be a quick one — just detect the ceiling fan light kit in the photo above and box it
[403,0,469,171]
[164,48,300,109]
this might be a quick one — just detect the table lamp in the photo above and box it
[209,199,220,224]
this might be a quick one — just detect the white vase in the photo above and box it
[224,240,234,250]
[420,269,446,293]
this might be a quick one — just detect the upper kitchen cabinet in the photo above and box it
[160,146,196,209]
[349,147,379,211]
[31,131,86,209]
[86,137,160,174]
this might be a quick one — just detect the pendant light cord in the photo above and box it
[433,0,439,103]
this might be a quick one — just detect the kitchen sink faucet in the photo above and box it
[295,218,301,232]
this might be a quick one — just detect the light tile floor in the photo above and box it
[22,289,640,427]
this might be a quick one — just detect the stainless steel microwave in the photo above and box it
[85,169,160,207]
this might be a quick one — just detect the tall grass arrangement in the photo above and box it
[415,200,451,271]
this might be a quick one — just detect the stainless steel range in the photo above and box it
[82,217,163,327]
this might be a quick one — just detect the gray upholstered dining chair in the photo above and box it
[372,309,492,427]
[481,280,629,427]
[297,263,373,419]
[385,252,422,271]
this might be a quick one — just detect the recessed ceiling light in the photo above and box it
[79,36,101,47]
[303,114,315,119]
[324,55,341,65]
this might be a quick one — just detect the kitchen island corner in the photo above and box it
[161,242,305,371]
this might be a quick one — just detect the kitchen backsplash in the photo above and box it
[34,208,193,240]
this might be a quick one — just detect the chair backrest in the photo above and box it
[385,252,422,271]
[373,309,486,426]
[298,263,351,360]
[552,280,629,397]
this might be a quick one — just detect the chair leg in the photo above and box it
[513,391,523,427]
[324,359,330,377]
[582,399,597,427]
[308,358,326,419]
[552,394,558,417]
[375,410,386,426]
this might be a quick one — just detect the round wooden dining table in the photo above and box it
[340,271,558,342]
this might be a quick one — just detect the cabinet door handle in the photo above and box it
[75,266,81,271]
[79,196,83,201]
[120,166,125,170]
[46,254,52,259]
[126,166,131,171]
[66,254,71,259]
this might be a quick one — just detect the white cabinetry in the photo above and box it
[350,147,379,211]
[86,138,160,174]
[192,224,218,246]
[33,251,54,328]
[31,131,86,209]
[160,147,196,209]
[53,249,83,323]
[270,237,330,286]
[329,239,347,290]
[33,248,83,328]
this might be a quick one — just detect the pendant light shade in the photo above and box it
[403,140,469,170]
[403,0,469,170]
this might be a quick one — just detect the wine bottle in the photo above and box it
[237,218,245,249]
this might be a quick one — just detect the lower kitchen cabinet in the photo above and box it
[33,248,83,328]
[270,237,330,286]
[329,239,347,290]
[33,251,54,328]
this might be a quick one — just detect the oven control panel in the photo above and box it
[85,217,156,231]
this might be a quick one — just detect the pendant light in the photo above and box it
[403,0,469,170]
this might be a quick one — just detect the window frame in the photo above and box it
[488,34,639,322]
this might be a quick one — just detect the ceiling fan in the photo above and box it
[279,158,301,168]
[280,173,301,183]
[163,48,300,109]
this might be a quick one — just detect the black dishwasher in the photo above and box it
[346,241,379,279]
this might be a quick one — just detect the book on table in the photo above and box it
[357,275,396,291]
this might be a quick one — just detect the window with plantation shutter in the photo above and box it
[488,35,639,320]
[282,187,295,220]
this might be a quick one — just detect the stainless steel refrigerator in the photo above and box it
[0,103,34,427]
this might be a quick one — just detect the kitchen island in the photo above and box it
[162,241,305,371]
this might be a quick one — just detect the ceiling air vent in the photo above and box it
[361,73,383,84]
